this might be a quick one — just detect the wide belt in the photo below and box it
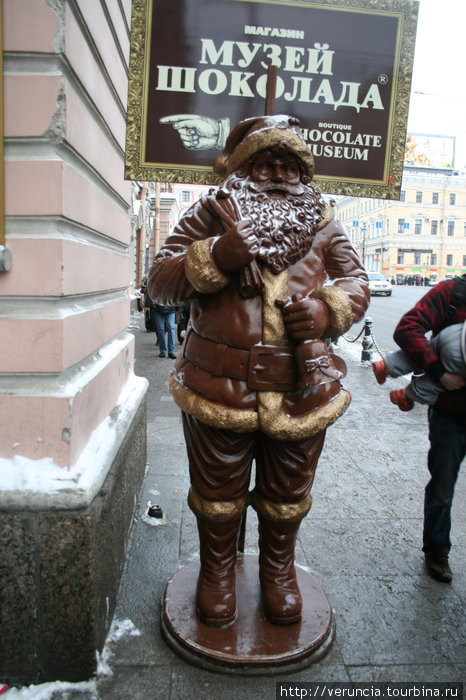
[183,327,297,391]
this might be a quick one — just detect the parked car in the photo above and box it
[367,272,392,296]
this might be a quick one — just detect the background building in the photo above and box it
[133,182,209,289]
[336,165,466,282]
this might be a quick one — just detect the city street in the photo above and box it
[349,286,431,353]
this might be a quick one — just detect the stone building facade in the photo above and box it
[0,0,147,683]
[336,165,466,282]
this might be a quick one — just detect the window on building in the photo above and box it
[414,219,423,235]
[400,190,406,202]
[430,220,438,235]
[431,254,437,266]
[446,254,453,266]
[447,221,455,236]
[449,193,456,205]
[463,255,466,267]
[464,222,466,237]
[432,192,439,204]
[416,191,423,203]
[414,251,421,265]
[397,218,405,233]
[397,251,404,264]
[386,219,390,234]
[181,191,190,202]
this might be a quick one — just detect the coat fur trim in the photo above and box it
[257,388,351,440]
[214,128,314,178]
[309,286,353,337]
[251,490,312,522]
[169,372,259,432]
[262,267,289,345]
[169,372,351,441]
[316,204,335,230]
[185,238,229,294]
[188,487,248,521]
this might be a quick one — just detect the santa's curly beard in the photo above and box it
[219,173,328,273]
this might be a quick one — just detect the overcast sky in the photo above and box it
[407,0,466,168]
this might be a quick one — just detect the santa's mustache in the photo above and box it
[248,180,305,196]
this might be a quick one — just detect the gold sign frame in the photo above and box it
[125,0,419,199]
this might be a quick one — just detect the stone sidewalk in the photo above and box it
[97,314,465,698]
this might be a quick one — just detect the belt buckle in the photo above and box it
[247,344,295,391]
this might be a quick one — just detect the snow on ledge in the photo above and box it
[0,374,148,512]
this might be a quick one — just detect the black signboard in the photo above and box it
[125,0,419,198]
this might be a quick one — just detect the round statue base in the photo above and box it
[161,553,335,675]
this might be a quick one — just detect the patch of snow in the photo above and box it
[107,618,141,642]
[95,646,113,678]
[3,620,142,697]
[333,337,368,363]
[142,500,168,527]
[96,618,142,677]
[142,514,168,527]
[0,374,148,511]
[3,680,97,699]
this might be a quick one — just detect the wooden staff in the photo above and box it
[264,65,278,116]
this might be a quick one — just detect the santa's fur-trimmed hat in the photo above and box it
[213,115,314,178]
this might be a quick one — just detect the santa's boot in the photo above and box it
[252,490,312,625]
[188,488,247,627]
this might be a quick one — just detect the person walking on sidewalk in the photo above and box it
[148,114,369,628]
[374,275,466,583]
[372,321,466,411]
[154,303,177,358]
[144,289,157,333]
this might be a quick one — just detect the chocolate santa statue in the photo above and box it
[148,115,369,628]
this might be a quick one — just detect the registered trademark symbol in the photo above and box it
[378,74,388,85]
